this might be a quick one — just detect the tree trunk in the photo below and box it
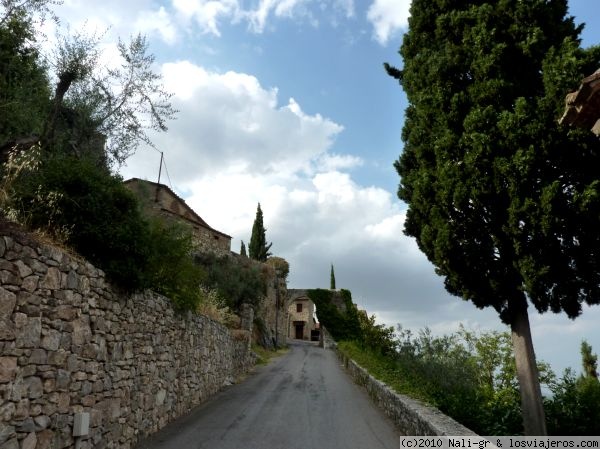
[509,295,547,435]
[41,71,76,148]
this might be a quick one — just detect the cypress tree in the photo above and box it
[581,341,598,379]
[387,0,600,435]
[240,240,247,257]
[330,264,336,290]
[248,203,272,262]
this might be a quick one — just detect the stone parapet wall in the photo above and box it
[0,232,255,449]
[335,348,476,436]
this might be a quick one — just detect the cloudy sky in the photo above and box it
[44,0,600,377]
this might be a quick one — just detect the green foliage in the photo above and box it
[546,369,600,435]
[390,0,600,324]
[388,0,600,433]
[248,203,272,262]
[307,288,361,342]
[340,326,545,435]
[240,240,247,257]
[6,152,206,310]
[330,264,336,290]
[144,219,206,311]
[265,256,289,280]
[580,340,598,379]
[341,319,600,435]
[195,253,267,310]
[10,153,150,290]
[357,313,396,356]
[0,7,50,146]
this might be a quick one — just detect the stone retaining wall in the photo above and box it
[335,349,477,436]
[0,231,255,449]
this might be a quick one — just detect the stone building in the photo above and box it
[560,68,600,135]
[124,178,231,256]
[286,293,318,340]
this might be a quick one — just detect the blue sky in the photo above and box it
[45,0,600,378]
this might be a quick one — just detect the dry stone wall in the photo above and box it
[0,231,255,449]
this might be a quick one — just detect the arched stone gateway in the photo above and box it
[286,289,320,341]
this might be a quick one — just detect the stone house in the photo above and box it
[124,178,232,256]
[560,68,600,135]
[287,295,318,340]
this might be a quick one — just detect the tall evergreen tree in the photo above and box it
[240,240,247,257]
[581,341,598,379]
[248,203,272,262]
[330,264,336,290]
[387,0,600,435]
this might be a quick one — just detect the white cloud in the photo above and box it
[135,7,178,44]
[246,0,317,32]
[313,153,363,172]
[122,60,343,182]
[172,0,240,36]
[367,0,411,45]
[334,0,355,18]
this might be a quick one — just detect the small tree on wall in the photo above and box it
[248,203,272,262]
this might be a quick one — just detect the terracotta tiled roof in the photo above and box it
[123,178,232,239]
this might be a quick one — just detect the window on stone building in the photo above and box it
[297,303,302,313]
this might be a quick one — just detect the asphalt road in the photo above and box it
[134,340,400,449]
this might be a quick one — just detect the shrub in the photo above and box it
[195,252,267,310]
[265,256,289,280]
[144,219,206,311]
[6,152,207,311]
[196,287,238,326]
[546,369,600,435]
[10,152,150,290]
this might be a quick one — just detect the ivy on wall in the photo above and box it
[307,288,361,342]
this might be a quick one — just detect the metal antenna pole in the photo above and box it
[155,152,163,202]
[275,274,279,349]
[157,151,164,185]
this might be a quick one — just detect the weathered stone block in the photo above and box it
[27,348,47,365]
[14,399,28,419]
[66,270,79,289]
[71,318,91,346]
[15,417,35,433]
[0,402,14,421]
[0,320,15,341]
[0,288,16,322]
[0,423,15,444]
[0,357,17,383]
[41,329,61,351]
[35,429,54,449]
[0,437,18,449]
[56,369,70,390]
[21,432,36,449]
[29,403,41,417]
[47,350,67,366]
[33,415,50,430]
[14,315,40,348]
[56,392,70,413]
[20,276,38,293]
[40,267,60,290]
[23,377,42,399]
[13,260,32,279]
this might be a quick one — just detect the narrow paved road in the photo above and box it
[134,340,399,449]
